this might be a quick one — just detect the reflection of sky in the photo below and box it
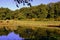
[0,32,24,40]
[0,0,60,10]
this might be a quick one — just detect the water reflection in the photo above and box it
[0,32,24,40]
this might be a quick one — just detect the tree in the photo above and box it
[47,3,55,18]
[54,2,60,18]
[37,4,48,18]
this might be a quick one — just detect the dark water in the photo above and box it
[0,32,24,40]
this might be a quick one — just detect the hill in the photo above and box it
[0,2,60,21]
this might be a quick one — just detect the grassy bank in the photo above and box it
[0,20,60,40]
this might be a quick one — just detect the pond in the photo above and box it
[0,32,24,40]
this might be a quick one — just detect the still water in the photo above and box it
[0,32,24,40]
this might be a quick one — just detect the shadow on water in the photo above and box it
[0,32,24,40]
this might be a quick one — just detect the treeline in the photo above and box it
[0,2,60,21]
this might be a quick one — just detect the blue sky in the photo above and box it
[0,0,60,10]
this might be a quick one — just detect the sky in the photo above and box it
[0,0,60,10]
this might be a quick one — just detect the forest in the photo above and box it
[0,2,60,21]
